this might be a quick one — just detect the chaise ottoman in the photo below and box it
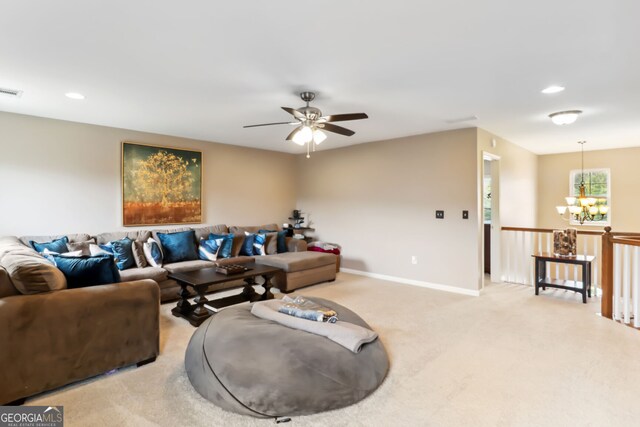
[184,297,388,418]
[253,252,337,292]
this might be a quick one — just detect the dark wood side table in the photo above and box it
[531,253,595,304]
[169,263,282,326]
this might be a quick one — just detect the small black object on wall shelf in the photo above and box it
[436,210,444,219]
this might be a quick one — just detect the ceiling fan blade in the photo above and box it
[319,123,355,137]
[320,113,368,123]
[243,121,295,128]
[281,107,305,120]
[286,126,301,141]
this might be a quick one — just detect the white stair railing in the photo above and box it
[500,227,603,295]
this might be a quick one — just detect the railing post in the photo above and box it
[601,226,613,319]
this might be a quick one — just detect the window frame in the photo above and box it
[568,167,611,226]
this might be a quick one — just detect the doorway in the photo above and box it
[482,152,501,286]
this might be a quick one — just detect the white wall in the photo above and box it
[296,128,480,292]
[0,112,297,236]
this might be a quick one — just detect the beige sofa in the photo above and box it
[0,236,160,405]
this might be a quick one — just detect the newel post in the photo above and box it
[601,226,613,319]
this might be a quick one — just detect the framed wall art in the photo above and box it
[122,142,202,226]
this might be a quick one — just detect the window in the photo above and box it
[569,168,610,225]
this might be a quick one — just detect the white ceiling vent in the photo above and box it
[0,87,23,97]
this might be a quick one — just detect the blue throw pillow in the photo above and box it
[208,233,234,259]
[50,254,121,289]
[258,229,288,253]
[240,233,255,256]
[157,230,198,264]
[30,236,69,254]
[111,237,135,270]
[99,243,114,254]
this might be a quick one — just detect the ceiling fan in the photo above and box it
[243,91,368,157]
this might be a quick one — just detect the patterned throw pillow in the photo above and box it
[207,233,234,259]
[143,238,164,267]
[252,233,267,256]
[198,238,220,261]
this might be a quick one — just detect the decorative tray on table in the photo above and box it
[215,264,252,275]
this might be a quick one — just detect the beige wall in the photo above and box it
[0,112,297,236]
[476,128,538,229]
[296,128,480,291]
[537,146,640,232]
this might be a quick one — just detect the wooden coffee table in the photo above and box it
[169,263,281,326]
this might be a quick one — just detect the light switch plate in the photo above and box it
[436,210,444,219]
[462,210,469,219]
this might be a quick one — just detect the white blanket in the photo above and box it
[251,299,378,353]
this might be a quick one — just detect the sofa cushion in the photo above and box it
[20,233,91,246]
[131,241,148,268]
[163,260,215,274]
[0,250,67,294]
[94,230,151,245]
[30,237,69,254]
[191,225,229,241]
[254,252,337,273]
[157,230,199,264]
[119,267,168,283]
[50,254,121,289]
[0,266,19,298]
[66,239,96,255]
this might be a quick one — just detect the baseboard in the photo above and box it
[340,268,481,297]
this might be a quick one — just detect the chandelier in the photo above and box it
[555,141,609,225]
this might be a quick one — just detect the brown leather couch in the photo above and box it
[0,237,160,405]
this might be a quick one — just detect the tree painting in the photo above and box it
[123,142,201,226]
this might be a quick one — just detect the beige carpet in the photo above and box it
[28,273,640,426]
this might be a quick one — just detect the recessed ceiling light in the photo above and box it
[65,92,85,100]
[541,85,565,94]
[549,110,582,125]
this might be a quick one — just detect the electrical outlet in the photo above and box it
[411,256,418,265]
[435,210,444,219]
[462,210,469,219]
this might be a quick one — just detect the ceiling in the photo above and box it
[1,1,638,155]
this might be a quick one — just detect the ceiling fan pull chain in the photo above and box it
[306,141,310,159]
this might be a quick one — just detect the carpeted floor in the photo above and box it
[28,273,640,426]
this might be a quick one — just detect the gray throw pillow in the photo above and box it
[66,239,96,256]
[132,241,148,268]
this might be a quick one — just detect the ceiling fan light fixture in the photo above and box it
[313,129,326,145]
[549,110,582,125]
[292,126,312,145]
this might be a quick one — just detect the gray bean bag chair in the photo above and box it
[185,297,388,418]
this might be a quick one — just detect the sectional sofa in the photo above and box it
[0,223,337,404]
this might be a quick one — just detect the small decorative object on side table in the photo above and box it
[553,228,577,256]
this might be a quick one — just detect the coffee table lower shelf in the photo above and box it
[169,263,282,327]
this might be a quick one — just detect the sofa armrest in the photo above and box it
[287,238,308,252]
[0,279,160,404]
